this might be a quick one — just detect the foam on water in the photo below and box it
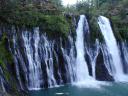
[73,79,110,89]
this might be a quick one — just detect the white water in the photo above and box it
[12,28,28,90]
[75,15,90,82]
[120,42,128,73]
[98,16,128,81]
[42,35,57,87]
[13,32,23,89]
[61,36,76,83]
[12,27,58,90]
[9,15,128,91]
[86,39,100,79]
[73,15,109,88]
[101,44,114,76]
[22,28,42,90]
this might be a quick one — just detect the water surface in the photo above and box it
[29,83,128,96]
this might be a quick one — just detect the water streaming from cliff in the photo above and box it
[86,39,100,79]
[7,15,128,91]
[12,28,24,90]
[0,67,6,93]
[61,36,76,83]
[22,28,43,90]
[41,35,57,88]
[98,16,128,81]
[12,27,60,90]
[119,42,128,73]
[75,15,90,82]
[72,15,107,88]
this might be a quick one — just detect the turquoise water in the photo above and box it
[29,83,128,96]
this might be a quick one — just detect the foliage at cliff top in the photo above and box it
[0,0,70,37]
[0,0,62,24]
[64,0,128,41]
[0,0,128,40]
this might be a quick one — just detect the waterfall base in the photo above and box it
[115,74,128,82]
[72,78,109,88]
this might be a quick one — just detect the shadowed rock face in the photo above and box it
[96,49,114,81]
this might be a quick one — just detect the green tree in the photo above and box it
[51,0,62,9]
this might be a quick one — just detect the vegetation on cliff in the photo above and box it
[0,0,128,95]
[0,0,128,40]
[0,0,70,38]
[0,33,26,96]
[64,0,128,41]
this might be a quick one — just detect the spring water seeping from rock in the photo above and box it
[86,39,100,79]
[12,27,61,90]
[0,67,6,93]
[41,35,57,88]
[120,42,128,73]
[61,35,76,83]
[22,28,43,90]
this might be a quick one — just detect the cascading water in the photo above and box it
[7,15,128,91]
[101,44,114,77]
[0,67,6,93]
[12,27,60,90]
[41,35,57,87]
[120,42,128,73]
[98,16,128,81]
[86,39,100,79]
[75,15,90,82]
[22,28,43,90]
[11,27,29,90]
[61,36,76,83]
[13,32,24,90]
[73,15,107,88]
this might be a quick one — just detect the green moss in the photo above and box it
[0,60,6,69]
[0,0,70,38]
[87,14,104,43]
[0,33,13,63]
[0,33,13,81]
[0,33,21,95]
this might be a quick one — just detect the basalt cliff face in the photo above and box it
[1,13,128,95]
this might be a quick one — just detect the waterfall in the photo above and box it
[72,15,108,88]
[75,15,90,82]
[86,39,100,79]
[120,42,128,73]
[41,35,57,87]
[0,67,6,93]
[12,27,59,90]
[61,36,76,83]
[101,44,114,76]
[98,16,128,81]
[22,28,43,90]
[8,15,128,90]
[13,30,24,90]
